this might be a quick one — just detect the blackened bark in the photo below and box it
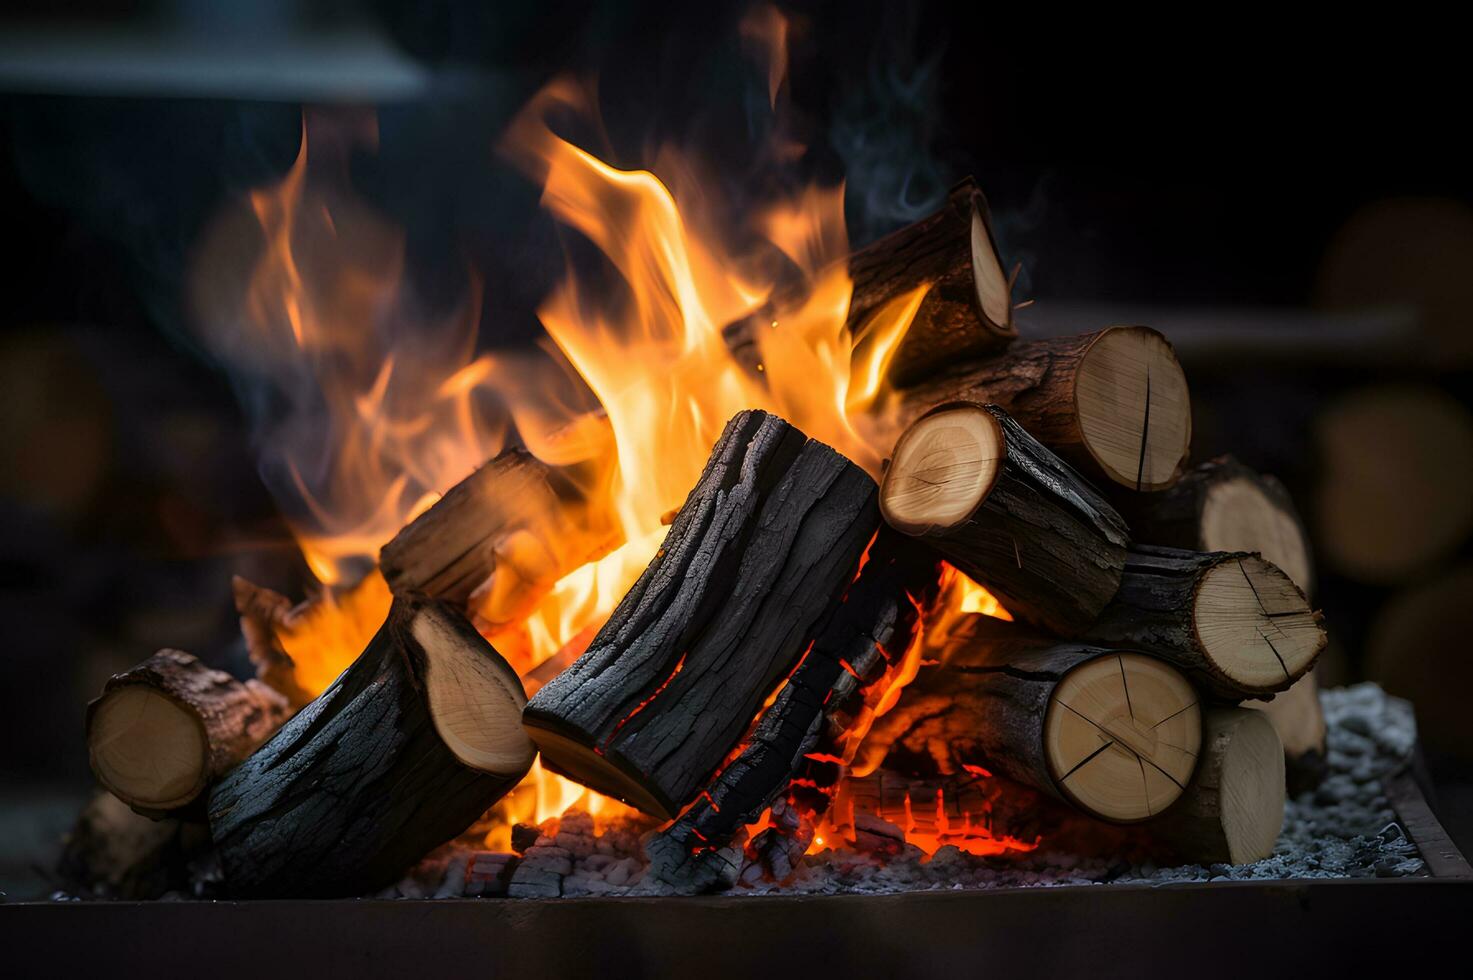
[645,531,943,890]
[523,410,880,820]
[208,599,530,898]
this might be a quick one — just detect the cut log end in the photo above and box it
[1213,711,1287,863]
[414,604,537,776]
[89,687,208,812]
[1194,555,1324,691]
[1158,708,1286,865]
[1044,653,1201,822]
[1200,476,1313,592]
[970,208,1011,330]
[879,403,1001,534]
[1075,326,1191,491]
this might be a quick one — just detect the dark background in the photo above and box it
[2,1,1470,897]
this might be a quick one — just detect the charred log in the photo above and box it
[523,410,879,821]
[208,598,534,898]
[378,447,619,629]
[645,531,943,890]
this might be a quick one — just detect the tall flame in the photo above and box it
[197,12,1004,839]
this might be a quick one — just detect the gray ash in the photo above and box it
[398,683,1425,898]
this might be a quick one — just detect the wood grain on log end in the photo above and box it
[1116,455,1314,595]
[1086,546,1325,700]
[86,649,291,817]
[1156,707,1285,865]
[1044,652,1201,822]
[892,325,1191,493]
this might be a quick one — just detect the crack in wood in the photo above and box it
[1135,366,1152,491]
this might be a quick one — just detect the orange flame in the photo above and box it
[199,27,975,842]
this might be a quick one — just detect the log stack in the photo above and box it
[74,173,1331,897]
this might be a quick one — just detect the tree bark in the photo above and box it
[883,326,1191,492]
[86,649,292,817]
[1114,454,1314,595]
[523,410,879,821]
[1084,545,1325,700]
[724,178,1015,388]
[1154,708,1286,865]
[880,402,1130,635]
[644,531,943,890]
[208,598,534,898]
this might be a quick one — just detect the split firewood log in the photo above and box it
[859,624,1201,823]
[725,177,1015,388]
[885,326,1192,492]
[208,598,535,897]
[1245,671,1328,795]
[523,410,879,821]
[645,531,943,890]
[1155,708,1285,865]
[378,447,620,627]
[86,650,292,818]
[1083,545,1326,700]
[879,402,1130,635]
[1114,455,1314,595]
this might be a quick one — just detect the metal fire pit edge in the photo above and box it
[4,766,1469,979]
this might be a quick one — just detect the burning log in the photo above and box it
[725,178,1015,388]
[1155,708,1286,864]
[208,598,535,897]
[889,326,1192,492]
[231,576,315,708]
[645,531,943,890]
[1083,545,1326,700]
[378,447,619,627]
[523,410,879,821]
[86,650,292,818]
[860,628,1202,823]
[879,402,1130,635]
[1246,671,1328,795]
[1115,455,1314,594]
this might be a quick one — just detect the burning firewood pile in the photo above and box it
[70,174,1413,903]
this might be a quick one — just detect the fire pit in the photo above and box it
[4,4,1471,975]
